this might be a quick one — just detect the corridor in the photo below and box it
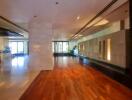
[0,0,132,100]
[20,57,132,100]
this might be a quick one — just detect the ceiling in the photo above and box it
[0,0,128,40]
[0,16,28,38]
[80,1,129,37]
[0,27,23,36]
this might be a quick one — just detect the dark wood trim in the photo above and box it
[129,0,132,29]
[53,41,69,42]
[89,58,126,73]
[0,16,28,32]
[89,62,132,89]
[0,27,23,36]
[125,30,131,75]
[128,0,132,77]
[79,56,126,74]
[53,53,71,56]
[71,0,117,39]
[79,56,132,89]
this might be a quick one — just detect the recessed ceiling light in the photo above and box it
[78,34,83,37]
[77,16,80,20]
[33,15,37,18]
[56,2,59,5]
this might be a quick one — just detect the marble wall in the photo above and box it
[78,30,127,69]
[28,19,54,70]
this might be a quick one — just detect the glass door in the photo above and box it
[9,42,17,54]
[63,42,68,53]
[17,42,24,54]
[53,41,69,53]
[9,41,24,54]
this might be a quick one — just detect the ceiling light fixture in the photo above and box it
[33,15,37,18]
[55,2,59,5]
[78,34,83,37]
[94,19,109,26]
[77,16,80,20]
[71,0,118,40]
[73,34,83,39]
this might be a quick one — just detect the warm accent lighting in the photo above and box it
[78,34,83,37]
[107,39,111,61]
[74,34,83,39]
[77,16,80,20]
[94,19,109,26]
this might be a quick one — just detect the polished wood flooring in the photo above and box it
[20,57,132,100]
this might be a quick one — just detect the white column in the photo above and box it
[28,18,54,70]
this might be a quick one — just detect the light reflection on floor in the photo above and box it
[12,57,25,67]
[11,56,28,74]
[0,56,79,100]
[54,56,79,68]
[0,55,39,100]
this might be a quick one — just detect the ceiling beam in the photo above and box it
[129,0,132,29]
[70,0,118,40]
[127,0,132,76]
[0,16,28,33]
[0,27,23,36]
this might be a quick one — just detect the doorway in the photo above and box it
[9,41,24,55]
[52,41,69,56]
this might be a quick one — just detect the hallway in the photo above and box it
[0,1,132,99]
[20,57,132,100]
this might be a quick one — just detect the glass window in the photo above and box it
[63,42,68,53]
[18,42,24,53]
[9,41,24,54]
[9,42,17,54]
[52,41,69,53]
[58,42,63,53]
[52,42,54,53]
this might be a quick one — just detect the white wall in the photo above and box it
[0,37,8,51]
[28,19,54,70]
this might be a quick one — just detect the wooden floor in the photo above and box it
[20,57,132,100]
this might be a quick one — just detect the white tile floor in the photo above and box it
[0,55,40,100]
